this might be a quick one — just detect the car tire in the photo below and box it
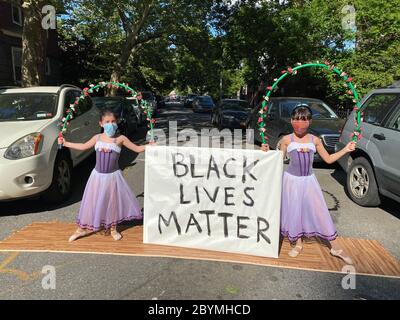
[43,152,73,203]
[346,156,381,207]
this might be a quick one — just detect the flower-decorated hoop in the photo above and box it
[259,61,363,145]
[59,81,155,144]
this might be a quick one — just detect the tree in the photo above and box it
[67,0,215,95]
[21,0,47,86]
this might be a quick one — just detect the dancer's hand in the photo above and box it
[58,136,65,146]
[344,141,356,153]
[261,143,270,152]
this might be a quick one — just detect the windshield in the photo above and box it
[94,100,123,114]
[280,100,338,119]
[222,101,250,110]
[199,97,213,104]
[0,93,58,121]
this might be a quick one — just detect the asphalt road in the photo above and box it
[0,105,399,300]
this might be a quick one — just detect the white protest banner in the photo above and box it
[144,146,283,258]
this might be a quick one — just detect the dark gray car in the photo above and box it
[212,99,251,129]
[247,97,345,160]
[92,97,138,137]
[336,87,400,206]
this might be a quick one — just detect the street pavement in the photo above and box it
[0,105,399,300]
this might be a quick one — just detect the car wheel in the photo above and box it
[43,153,73,203]
[346,156,381,207]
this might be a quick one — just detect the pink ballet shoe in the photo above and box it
[69,229,88,242]
[111,230,122,241]
[288,245,303,258]
[330,249,353,265]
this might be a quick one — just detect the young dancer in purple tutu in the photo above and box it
[261,106,356,264]
[58,108,153,242]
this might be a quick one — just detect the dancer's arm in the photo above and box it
[120,135,155,153]
[59,135,98,151]
[315,137,356,164]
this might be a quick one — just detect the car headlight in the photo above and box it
[4,133,43,160]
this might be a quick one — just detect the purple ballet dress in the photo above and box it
[280,134,337,243]
[76,135,142,231]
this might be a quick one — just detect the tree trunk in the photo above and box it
[21,0,46,87]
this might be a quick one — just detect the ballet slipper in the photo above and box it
[288,245,303,258]
[111,229,122,241]
[69,229,88,242]
[330,248,353,265]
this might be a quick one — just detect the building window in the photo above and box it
[11,4,23,26]
[45,58,51,76]
[11,47,22,84]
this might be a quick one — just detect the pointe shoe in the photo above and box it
[69,229,88,242]
[111,230,122,241]
[330,248,353,265]
[288,245,303,258]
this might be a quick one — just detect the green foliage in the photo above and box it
[56,0,399,106]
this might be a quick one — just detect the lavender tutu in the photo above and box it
[76,136,142,231]
[281,134,337,243]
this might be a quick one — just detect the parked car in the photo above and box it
[246,97,345,160]
[126,97,146,127]
[336,87,400,206]
[212,99,251,129]
[184,94,198,108]
[0,85,100,202]
[92,97,138,136]
[141,91,158,115]
[193,96,215,113]
[156,95,165,109]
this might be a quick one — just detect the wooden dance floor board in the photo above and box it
[0,222,399,278]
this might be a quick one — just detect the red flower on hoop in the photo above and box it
[267,86,272,91]
[257,117,263,123]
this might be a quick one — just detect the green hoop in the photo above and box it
[258,61,362,145]
[60,81,155,141]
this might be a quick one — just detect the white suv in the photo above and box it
[0,85,100,203]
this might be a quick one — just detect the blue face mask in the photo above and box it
[103,123,118,137]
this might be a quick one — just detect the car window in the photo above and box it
[361,93,400,126]
[385,105,400,131]
[199,97,213,103]
[279,100,337,119]
[64,90,91,116]
[268,102,277,116]
[0,93,57,121]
